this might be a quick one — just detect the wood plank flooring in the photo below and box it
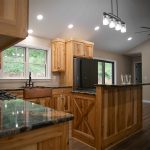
[69,102,150,150]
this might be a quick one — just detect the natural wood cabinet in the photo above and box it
[0,0,29,50]
[0,123,69,150]
[72,93,96,148]
[69,40,94,58]
[51,39,66,72]
[84,43,93,58]
[52,88,72,112]
[60,39,94,86]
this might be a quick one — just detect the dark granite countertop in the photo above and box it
[0,99,73,138]
[72,89,96,95]
[0,86,72,91]
[95,83,150,87]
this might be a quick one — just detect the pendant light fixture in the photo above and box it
[103,0,126,33]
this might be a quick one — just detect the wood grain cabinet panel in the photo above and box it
[72,40,94,58]
[51,39,66,72]
[73,41,84,57]
[1,123,69,150]
[84,43,93,58]
[60,39,94,86]
[52,88,72,112]
[0,0,28,50]
[72,93,96,147]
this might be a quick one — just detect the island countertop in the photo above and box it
[0,99,73,138]
[95,83,150,87]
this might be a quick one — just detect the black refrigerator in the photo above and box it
[73,57,98,90]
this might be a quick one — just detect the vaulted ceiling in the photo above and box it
[29,0,150,53]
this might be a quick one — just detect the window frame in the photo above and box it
[97,59,115,84]
[1,46,50,79]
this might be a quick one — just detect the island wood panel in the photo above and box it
[72,93,96,147]
[97,85,142,149]
[0,123,69,150]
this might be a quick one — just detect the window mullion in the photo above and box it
[25,47,29,78]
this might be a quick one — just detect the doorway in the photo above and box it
[134,62,142,83]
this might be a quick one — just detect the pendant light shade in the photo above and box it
[109,18,116,28]
[102,0,126,33]
[115,21,122,31]
[121,24,126,33]
[103,15,109,25]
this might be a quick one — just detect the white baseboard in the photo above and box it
[143,100,150,103]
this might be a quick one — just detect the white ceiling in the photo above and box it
[29,0,150,53]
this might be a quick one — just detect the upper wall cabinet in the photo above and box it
[0,0,29,50]
[60,39,94,86]
[51,39,66,72]
[68,40,94,58]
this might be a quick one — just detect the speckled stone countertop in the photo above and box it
[0,99,73,138]
[72,89,96,95]
[95,83,150,87]
[0,86,72,91]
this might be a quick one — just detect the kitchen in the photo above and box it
[0,0,150,150]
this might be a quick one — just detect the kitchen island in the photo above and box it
[71,84,148,150]
[0,98,73,150]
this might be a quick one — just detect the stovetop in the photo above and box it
[0,90,16,100]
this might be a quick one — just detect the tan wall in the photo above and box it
[94,49,132,84]
[128,39,150,100]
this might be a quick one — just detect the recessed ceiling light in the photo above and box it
[94,26,100,31]
[37,14,43,20]
[127,37,132,41]
[28,29,33,34]
[68,24,74,29]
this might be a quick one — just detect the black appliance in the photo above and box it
[73,57,98,91]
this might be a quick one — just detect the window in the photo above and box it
[98,60,114,84]
[1,46,48,79]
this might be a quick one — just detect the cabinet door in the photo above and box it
[52,94,71,112]
[0,0,28,49]
[72,94,96,147]
[53,95,64,111]
[57,42,65,71]
[84,44,93,58]
[51,41,65,72]
[63,95,71,113]
[73,41,84,57]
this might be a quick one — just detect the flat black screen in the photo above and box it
[73,57,98,90]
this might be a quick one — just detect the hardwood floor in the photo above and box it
[69,102,150,150]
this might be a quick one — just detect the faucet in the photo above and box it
[25,72,34,87]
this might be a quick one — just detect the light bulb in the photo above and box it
[128,37,132,41]
[121,24,126,33]
[115,21,122,31]
[94,26,100,31]
[28,29,33,34]
[109,18,116,28]
[103,15,109,25]
[16,123,18,128]
[37,14,43,20]
[68,24,74,29]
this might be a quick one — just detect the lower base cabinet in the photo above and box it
[28,97,55,109]
[0,123,69,150]
[8,88,72,111]
[72,93,96,147]
[52,88,72,113]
